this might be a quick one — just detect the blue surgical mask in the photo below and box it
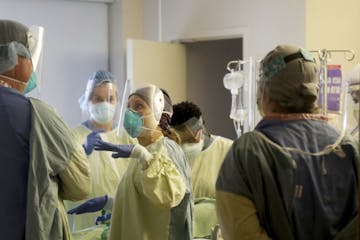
[123,110,143,138]
[23,72,37,94]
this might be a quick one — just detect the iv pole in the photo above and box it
[224,49,356,137]
[223,57,256,137]
[310,49,355,116]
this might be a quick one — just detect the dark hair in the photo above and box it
[171,101,202,126]
[158,89,181,144]
[158,88,173,131]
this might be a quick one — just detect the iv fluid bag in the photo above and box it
[223,71,244,94]
[223,58,257,137]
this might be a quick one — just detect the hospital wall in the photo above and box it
[1,0,357,131]
[109,0,143,88]
[306,0,360,72]
[142,0,306,59]
[0,0,308,130]
[0,1,109,127]
[142,0,306,136]
[306,0,360,129]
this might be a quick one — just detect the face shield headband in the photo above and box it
[259,48,315,84]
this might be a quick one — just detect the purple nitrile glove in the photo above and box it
[94,140,134,158]
[67,195,108,215]
[95,212,112,225]
[83,130,103,155]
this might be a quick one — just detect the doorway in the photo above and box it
[126,37,243,140]
[184,38,243,140]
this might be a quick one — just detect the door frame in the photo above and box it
[165,27,249,59]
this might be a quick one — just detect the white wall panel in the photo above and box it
[0,0,108,127]
[143,0,306,59]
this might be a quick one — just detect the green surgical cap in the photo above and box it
[259,44,319,111]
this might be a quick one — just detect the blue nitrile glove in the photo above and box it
[95,212,112,225]
[67,195,108,215]
[94,140,134,158]
[83,130,103,155]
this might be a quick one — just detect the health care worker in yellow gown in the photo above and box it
[170,101,233,238]
[0,19,91,240]
[65,70,136,232]
[94,85,193,240]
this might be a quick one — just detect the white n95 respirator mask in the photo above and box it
[89,102,115,124]
[181,139,204,161]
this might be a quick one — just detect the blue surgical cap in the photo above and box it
[78,70,118,111]
[0,20,31,74]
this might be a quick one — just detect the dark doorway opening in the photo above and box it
[184,38,243,140]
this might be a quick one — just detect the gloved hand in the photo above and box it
[95,212,112,225]
[83,130,103,155]
[95,141,153,169]
[67,195,108,215]
[94,140,134,158]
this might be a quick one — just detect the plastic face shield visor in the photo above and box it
[173,117,204,143]
[0,25,44,94]
[27,26,44,73]
[348,82,360,103]
[26,26,44,97]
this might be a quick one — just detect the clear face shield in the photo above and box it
[79,72,120,130]
[345,64,360,136]
[116,79,132,136]
[223,57,257,137]
[348,86,359,136]
[26,25,44,97]
[172,117,205,144]
[173,116,206,160]
[0,25,44,95]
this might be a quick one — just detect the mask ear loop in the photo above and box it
[0,74,27,91]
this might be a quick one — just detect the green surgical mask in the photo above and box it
[23,72,37,94]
